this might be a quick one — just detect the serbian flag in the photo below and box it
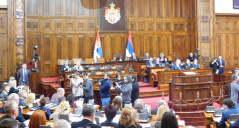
[93,30,103,61]
[125,30,134,58]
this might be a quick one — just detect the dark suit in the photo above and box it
[39,105,51,120]
[184,63,193,69]
[159,56,167,61]
[172,63,183,70]
[144,55,151,60]
[0,115,26,128]
[187,55,195,62]
[116,57,124,61]
[145,61,155,73]
[8,87,19,95]
[154,61,162,67]
[1,106,26,123]
[218,107,239,128]
[131,81,139,106]
[210,61,219,73]
[71,119,101,128]
[101,120,118,127]
[217,59,225,74]
[17,68,31,86]
[229,118,239,128]
[60,65,69,72]
[193,63,200,69]
[130,56,139,61]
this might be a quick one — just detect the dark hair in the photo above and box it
[116,74,121,78]
[131,75,137,81]
[224,98,236,108]
[66,93,75,105]
[40,97,48,106]
[82,105,95,117]
[124,74,132,83]
[106,73,111,78]
[0,118,18,128]
[104,104,117,121]
[161,111,178,128]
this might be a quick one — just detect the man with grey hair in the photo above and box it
[231,74,239,107]
[1,93,26,122]
[18,90,27,105]
[71,105,100,128]
[151,100,167,115]
[53,119,71,128]
[0,100,26,128]
[0,118,19,128]
[134,99,152,120]
[51,88,66,102]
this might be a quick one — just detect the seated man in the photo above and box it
[101,104,118,127]
[0,118,19,128]
[18,90,27,105]
[184,59,193,70]
[145,57,155,73]
[218,98,239,128]
[193,59,200,69]
[1,84,10,101]
[134,99,152,120]
[51,88,66,102]
[71,105,101,128]
[130,52,139,61]
[172,59,183,70]
[0,100,26,128]
[154,58,162,67]
[144,52,151,60]
[159,53,167,61]
[61,59,70,72]
[151,100,167,115]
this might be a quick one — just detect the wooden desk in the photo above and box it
[225,121,230,128]
[204,111,214,128]
[147,66,171,87]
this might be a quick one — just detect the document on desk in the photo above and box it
[183,72,197,75]
[213,117,222,122]
[26,111,34,115]
[140,123,151,128]
[178,120,185,126]
[24,119,30,126]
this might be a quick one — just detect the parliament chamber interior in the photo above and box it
[1,0,239,128]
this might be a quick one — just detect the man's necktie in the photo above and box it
[23,70,26,81]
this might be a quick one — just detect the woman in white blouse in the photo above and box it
[69,72,84,97]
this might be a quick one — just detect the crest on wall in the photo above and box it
[104,2,121,24]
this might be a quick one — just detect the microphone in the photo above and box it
[41,118,53,125]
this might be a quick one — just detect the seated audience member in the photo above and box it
[116,106,142,128]
[101,104,118,127]
[134,99,151,120]
[71,105,101,128]
[53,119,71,128]
[8,76,16,84]
[159,53,167,61]
[172,58,183,70]
[74,61,83,71]
[39,97,51,120]
[29,110,47,128]
[155,58,162,67]
[0,100,26,128]
[131,75,139,106]
[116,54,125,61]
[50,101,71,121]
[66,93,77,108]
[218,98,239,128]
[162,57,170,66]
[112,96,123,111]
[69,72,84,97]
[150,105,170,128]
[161,111,178,128]
[188,52,195,62]
[151,100,167,115]
[61,59,70,72]
[144,52,151,60]
[210,57,219,73]
[231,75,239,107]
[18,90,27,105]
[0,118,19,128]
[145,57,155,73]
[82,72,94,104]
[1,84,10,101]
[184,59,193,70]
[26,93,35,108]
[130,52,139,61]
[193,59,200,69]
[51,88,66,102]
[8,80,19,95]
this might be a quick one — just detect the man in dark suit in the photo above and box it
[151,100,167,115]
[71,105,101,128]
[61,60,70,72]
[130,52,139,61]
[172,59,183,70]
[17,63,31,86]
[131,75,139,106]
[184,59,193,70]
[218,98,239,128]
[144,52,151,60]
[0,100,26,128]
[217,55,225,74]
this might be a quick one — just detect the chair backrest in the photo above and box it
[124,103,132,108]
[214,109,224,116]
[39,125,52,128]
[155,121,161,128]
[142,108,148,113]
[95,111,103,117]
[229,114,239,122]
[85,58,94,64]
[59,114,70,122]
[139,113,149,122]
[74,108,82,115]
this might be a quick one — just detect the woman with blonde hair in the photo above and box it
[112,96,123,111]
[50,101,72,121]
[29,110,47,128]
[8,80,19,95]
[150,105,170,128]
[116,106,142,128]
[26,93,35,108]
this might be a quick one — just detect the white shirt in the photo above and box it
[69,77,84,96]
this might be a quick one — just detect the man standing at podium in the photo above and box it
[17,63,31,86]
[217,55,225,74]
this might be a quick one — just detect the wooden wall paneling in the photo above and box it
[0,33,7,79]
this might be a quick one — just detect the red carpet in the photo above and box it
[41,77,59,82]
[138,82,150,86]
[139,87,158,92]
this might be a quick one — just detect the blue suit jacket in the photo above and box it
[193,63,200,69]
[8,87,19,95]
[230,118,239,128]
[17,68,31,86]
[1,105,25,122]
[217,59,225,68]
[39,105,51,120]
[218,107,239,128]
[172,63,183,70]
[71,119,101,128]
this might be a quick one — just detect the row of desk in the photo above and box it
[204,111,231,128]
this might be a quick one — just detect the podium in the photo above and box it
[29,72,41,94]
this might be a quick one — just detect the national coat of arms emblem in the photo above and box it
[105,2,121,24]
